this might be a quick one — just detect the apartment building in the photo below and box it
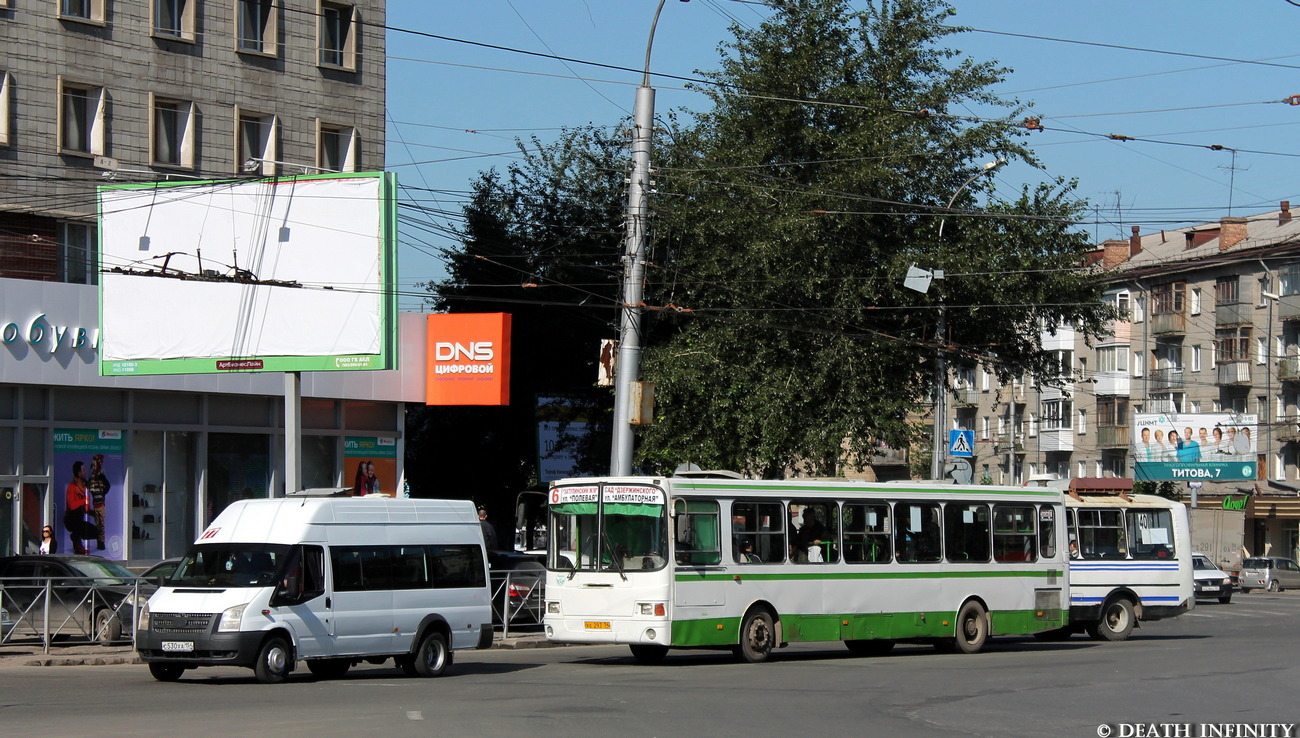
[947,204,1300,561]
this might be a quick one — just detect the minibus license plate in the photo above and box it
[584,621,611,630]
[162,641,194,652]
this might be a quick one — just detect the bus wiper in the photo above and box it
[602,531,627,581]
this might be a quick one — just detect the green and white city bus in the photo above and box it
[542,473,1069,663]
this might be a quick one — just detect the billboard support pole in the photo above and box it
[285,371,301,496]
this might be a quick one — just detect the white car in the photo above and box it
[1192,553,1233,604]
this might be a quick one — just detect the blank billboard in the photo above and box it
[98,173,397,376]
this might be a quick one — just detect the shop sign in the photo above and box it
[2,312,99,354]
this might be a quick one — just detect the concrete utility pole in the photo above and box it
[611,0,685,476]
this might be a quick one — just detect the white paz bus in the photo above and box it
[136,493,493,683]
[543,473,1070,662]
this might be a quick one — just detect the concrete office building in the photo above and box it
[0,2,406,560]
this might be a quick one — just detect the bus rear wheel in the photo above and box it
[845,639,894,656]
[952,601,989,654]
[629,644,668,664]
[1086,598,1135,642]
[734,609,775,663]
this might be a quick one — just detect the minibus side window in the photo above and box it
[301,546,325,599]
[431,545,486,588]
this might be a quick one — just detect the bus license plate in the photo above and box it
[162,641,194,652]
[584,621,611,630]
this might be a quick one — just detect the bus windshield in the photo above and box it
[548,484,668,573]
[170,543,291,588]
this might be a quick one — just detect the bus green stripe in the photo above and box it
[675,569,1063,583]
[673,482,1058,498]
[669,608,1069,647]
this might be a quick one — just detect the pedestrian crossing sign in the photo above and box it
[948,430,974,458]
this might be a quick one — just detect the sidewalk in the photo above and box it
[0,632,559,668]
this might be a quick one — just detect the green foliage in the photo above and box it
[637,0,1115,476]
[1133,480,1183,501]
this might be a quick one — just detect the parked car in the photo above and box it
[139,558,182,586]
[1192,553,1233,603]
[0,555,153,643]
[1238,556,1300,593]
[487,550,544,625]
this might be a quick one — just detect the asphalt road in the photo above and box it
[2,593,1297,738]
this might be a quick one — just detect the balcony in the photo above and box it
[993,434,1024,454]
[1279,358,1300,383]
[1150,311,1186,335]
[1097,425,1131,448]
[1149,367,1184,391]
[1093,372,1130,396]
[1215,301,1252,326]
[1276,417,1300,443]
[1216,361,1252,386]
[1278,294,1300,322]
[1038,428,1074,452]
[953,388,980,407]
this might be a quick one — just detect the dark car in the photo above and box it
[139,558,182,586]
[0,555,153,643]
[487,550,545,625]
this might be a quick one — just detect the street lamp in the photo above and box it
[611,0,688,476]
[928,158,1007,481]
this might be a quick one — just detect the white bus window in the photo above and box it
[733,501,785,564]
[1038,506,1057,558]
[843,502,891,564]
[1076,508,1126,559]
[895,502,941,563]
[993,505,1036,562]
[945,502,991,563]
[1127,509,1175,560]
[790,500,838,564]
[673,499,721,566]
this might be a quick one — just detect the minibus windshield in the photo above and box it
[170,544,291,588]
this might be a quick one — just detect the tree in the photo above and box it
[407,128,627,512]
[638,0,1115,477]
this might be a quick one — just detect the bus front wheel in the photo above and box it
[1086,598,1135,641]
[735,609,775,663]
[629,644,668,664]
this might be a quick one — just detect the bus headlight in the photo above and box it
[637,602,667,617]
[546,601,561,615]
[217,604,247,632]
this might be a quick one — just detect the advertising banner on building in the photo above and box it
[425,313,511,405]
[1133,413,1257,481]
[537,396,594,484]
[52,429,125,559]
[344,436,397,497]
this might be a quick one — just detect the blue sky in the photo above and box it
[385,1,1300,311]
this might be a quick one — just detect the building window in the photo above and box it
[1042,400,1072,431]
[1097,345,1128,373]
[317,121,357,172]
[154,0,196,42]
[319,1,357,69]
[0,72,10,147]
[58,222,97,285]
[1216,326,1251,363]
[1215,276,1240,307]
[1152,281,1185,315]
[1077,409,1087,435]
[151,95,196,169]
[237,0,278,55]
[1281,264,1300,297]
[1133,351,1143,377]
[236,108,278,175]
[1257,337,1267,365]
[1190,287,1201,315]
[57,79,106,156]
[1191,345,1201,372]
[59,0,105,23]
[980,416,990,440]
[1097,397,1128,428]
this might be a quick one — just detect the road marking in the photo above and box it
[406,712,424,721]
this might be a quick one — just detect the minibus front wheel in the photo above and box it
[254,635,292,684]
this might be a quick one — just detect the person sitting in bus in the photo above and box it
[791,507,827,563]
[736,538,761,564]
[1068,538,1080,559]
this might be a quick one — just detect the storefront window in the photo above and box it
[164,432,197,558]
[0,484,14,555]
[302,435,337,489]
[0,428,14,475]
[207,433,270,525]
[132,431,165,560]
[20,483,45,555]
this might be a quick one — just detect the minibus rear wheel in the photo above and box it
[406,631,450,677]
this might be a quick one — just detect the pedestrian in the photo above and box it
[479,506,498,550]
[39,525,57,555]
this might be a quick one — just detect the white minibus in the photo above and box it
[136,492,492,683]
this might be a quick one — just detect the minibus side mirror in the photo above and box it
[675,512,693,545]
[271,575,302,606]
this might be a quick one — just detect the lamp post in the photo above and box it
[930,158,1007,481]
[611,0,686,476]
